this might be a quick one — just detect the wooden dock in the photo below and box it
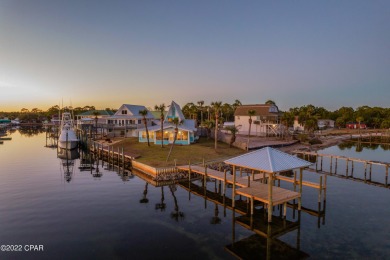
[294,150,389,187]
[177,163,326,222]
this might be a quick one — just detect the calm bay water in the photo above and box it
[1,129,390,259]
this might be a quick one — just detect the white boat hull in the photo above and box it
[58,140,78,150]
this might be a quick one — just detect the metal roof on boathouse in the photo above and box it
[224,147,312,173]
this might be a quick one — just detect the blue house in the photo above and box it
[138,101,197,145]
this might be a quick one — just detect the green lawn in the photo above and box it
[111,137,245,168]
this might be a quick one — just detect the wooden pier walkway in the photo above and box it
[294,150,389,187]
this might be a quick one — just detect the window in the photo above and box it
[122,110,127,114]
[138,120,141,124]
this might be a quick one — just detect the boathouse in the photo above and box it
[224,147,312,222]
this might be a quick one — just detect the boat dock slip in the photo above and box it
[236,183,300,206]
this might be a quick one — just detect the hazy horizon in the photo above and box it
[1,1,389,112]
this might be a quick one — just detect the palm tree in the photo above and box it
[197,100,204,124]
[232,99,242,112]
[166,117,180,162]
[203,120,215,140]
[225,125,239,147]
[139,109,150,146]
[155,104,166,148]
[247,109,256,151]
[211,101,222,151]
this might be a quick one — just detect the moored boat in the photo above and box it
[58,110,79,150]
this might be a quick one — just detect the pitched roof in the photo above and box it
[78,110,114,116]
[112,104,154,119]
[234,104,279,116]
[224,147,312,173]
[165,101,186,122]
[150,111,167,120]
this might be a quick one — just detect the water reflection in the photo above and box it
[155,186,166,211]
[57,148,80,182]
[140,183,149,203]
[339,139,390,152]
[18,126,45,137]
[169,184,184,221]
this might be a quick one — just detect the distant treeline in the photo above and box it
[1,102,390,129]
[0,105,116,123]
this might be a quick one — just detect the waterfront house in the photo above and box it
[234,104,283,136]
[76,110,114,127]
[138,101,197,145]
[106,104,154,137]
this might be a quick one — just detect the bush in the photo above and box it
[296,134,309,142]
[309,138,322,145]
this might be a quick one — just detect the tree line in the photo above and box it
[281,105,390,130]
[0,105,116,123]
[1,102,389,129]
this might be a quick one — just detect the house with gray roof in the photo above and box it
[106,104,154,137]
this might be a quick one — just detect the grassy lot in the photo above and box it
[111,137,246,168]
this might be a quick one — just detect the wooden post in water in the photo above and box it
[385,166,388,187]
[251,170,255,181]
[369,163,372,180]
[298,168,303,211]
[346,159,349,177]
[335,158,338,174]
[351,160,354,177]
[330,156,333,173]
[268,173,273,222]
[188,160,191,182]
[318,176,323,203]
[232,165,236,208]
[204,165,208,188]
[320,156,323,171]
[223,170,227,196]
[240,167,242,177]
[315,154,318,172]
[117,147,120,168]
[293,171,297,192]
[122,147,124,170]
[323,174,327,202]
[364,162,367,181]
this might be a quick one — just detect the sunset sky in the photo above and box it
[1,0,389,112]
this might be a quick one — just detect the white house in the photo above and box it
[234,104,283,136]
[138,101,197,145]
[106,104,154,137]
